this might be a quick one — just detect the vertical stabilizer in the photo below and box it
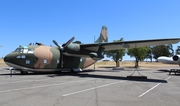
[95,26,108,43]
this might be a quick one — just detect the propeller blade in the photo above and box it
[63,37,75,48]
[52,40,62,49]
[52,37,75,68]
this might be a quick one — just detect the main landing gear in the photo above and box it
[9,68,28,76]
[9,68,28,77]
[20,70,28,75]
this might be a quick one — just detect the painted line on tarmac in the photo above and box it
[0,79,93,93]
[139,76,171,97]
[62,81,125,97]
[0,79,57,85]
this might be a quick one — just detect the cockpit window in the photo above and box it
[14,48,24,53]
[28,49,34,53]
[14,47,34,53]
[23,49,28,53]
[14,48,21,52]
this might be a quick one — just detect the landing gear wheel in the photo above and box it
[71,69,77,74]
[20,70,28,75]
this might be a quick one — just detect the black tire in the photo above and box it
[20,70,28,75]
[71,69,78,74]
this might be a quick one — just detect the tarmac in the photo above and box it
[0,66,180,106]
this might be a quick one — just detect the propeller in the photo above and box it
[63,37,75,48]
[52,37,75,68]
[52,40,62,49]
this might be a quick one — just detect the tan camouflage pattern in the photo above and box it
[95,26,108,43]
[101,26,108,41]
[34,46,53,69]
[82,58,96,68]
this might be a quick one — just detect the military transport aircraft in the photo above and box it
[3,26,180,74]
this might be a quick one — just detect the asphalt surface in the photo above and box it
[0,67,180,106]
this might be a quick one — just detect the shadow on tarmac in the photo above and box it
[0,69,167,83]
[47,73,167,83]
[154,69,170,73]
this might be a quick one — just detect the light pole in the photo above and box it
[0,46,2,58]
[94,35,96,69]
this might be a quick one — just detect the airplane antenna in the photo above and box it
[36,42,44,46]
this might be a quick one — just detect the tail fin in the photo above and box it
[95,26,108,43]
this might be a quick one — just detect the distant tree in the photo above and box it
[127,47,150,67]
[105,38,126,67]
[167,44,174,57]
[144,46,153,62]
[152,44,173,61]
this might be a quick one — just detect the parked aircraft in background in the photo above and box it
[158,55,180,65]
[157,56,177,64]
[3,26,180,74]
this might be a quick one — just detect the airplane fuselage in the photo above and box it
[157,56,177,64]
[4,45,97,72]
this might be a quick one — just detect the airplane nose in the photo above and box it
[157,57,162,61]
[4,55,9,62]
[3,53,19,67]
[4,53,15,63]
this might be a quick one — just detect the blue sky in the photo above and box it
[0,0,180,60]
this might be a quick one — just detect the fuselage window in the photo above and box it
[44,59,48,63]
[26,60,30,64]
[21,55,26,58]
[16,55,26,59]
[57,60,59,64]
[16,55,21,58]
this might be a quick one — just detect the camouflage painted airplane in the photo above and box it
[3,26,180,74]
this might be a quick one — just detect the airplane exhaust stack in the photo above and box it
[172,55,179,61]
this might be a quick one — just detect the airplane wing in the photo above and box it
[80,38,180,51]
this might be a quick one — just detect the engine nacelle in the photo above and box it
[172,55,180,61]
[64,43,80,52]
[172,55,180,64]
[89,52,104,60]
